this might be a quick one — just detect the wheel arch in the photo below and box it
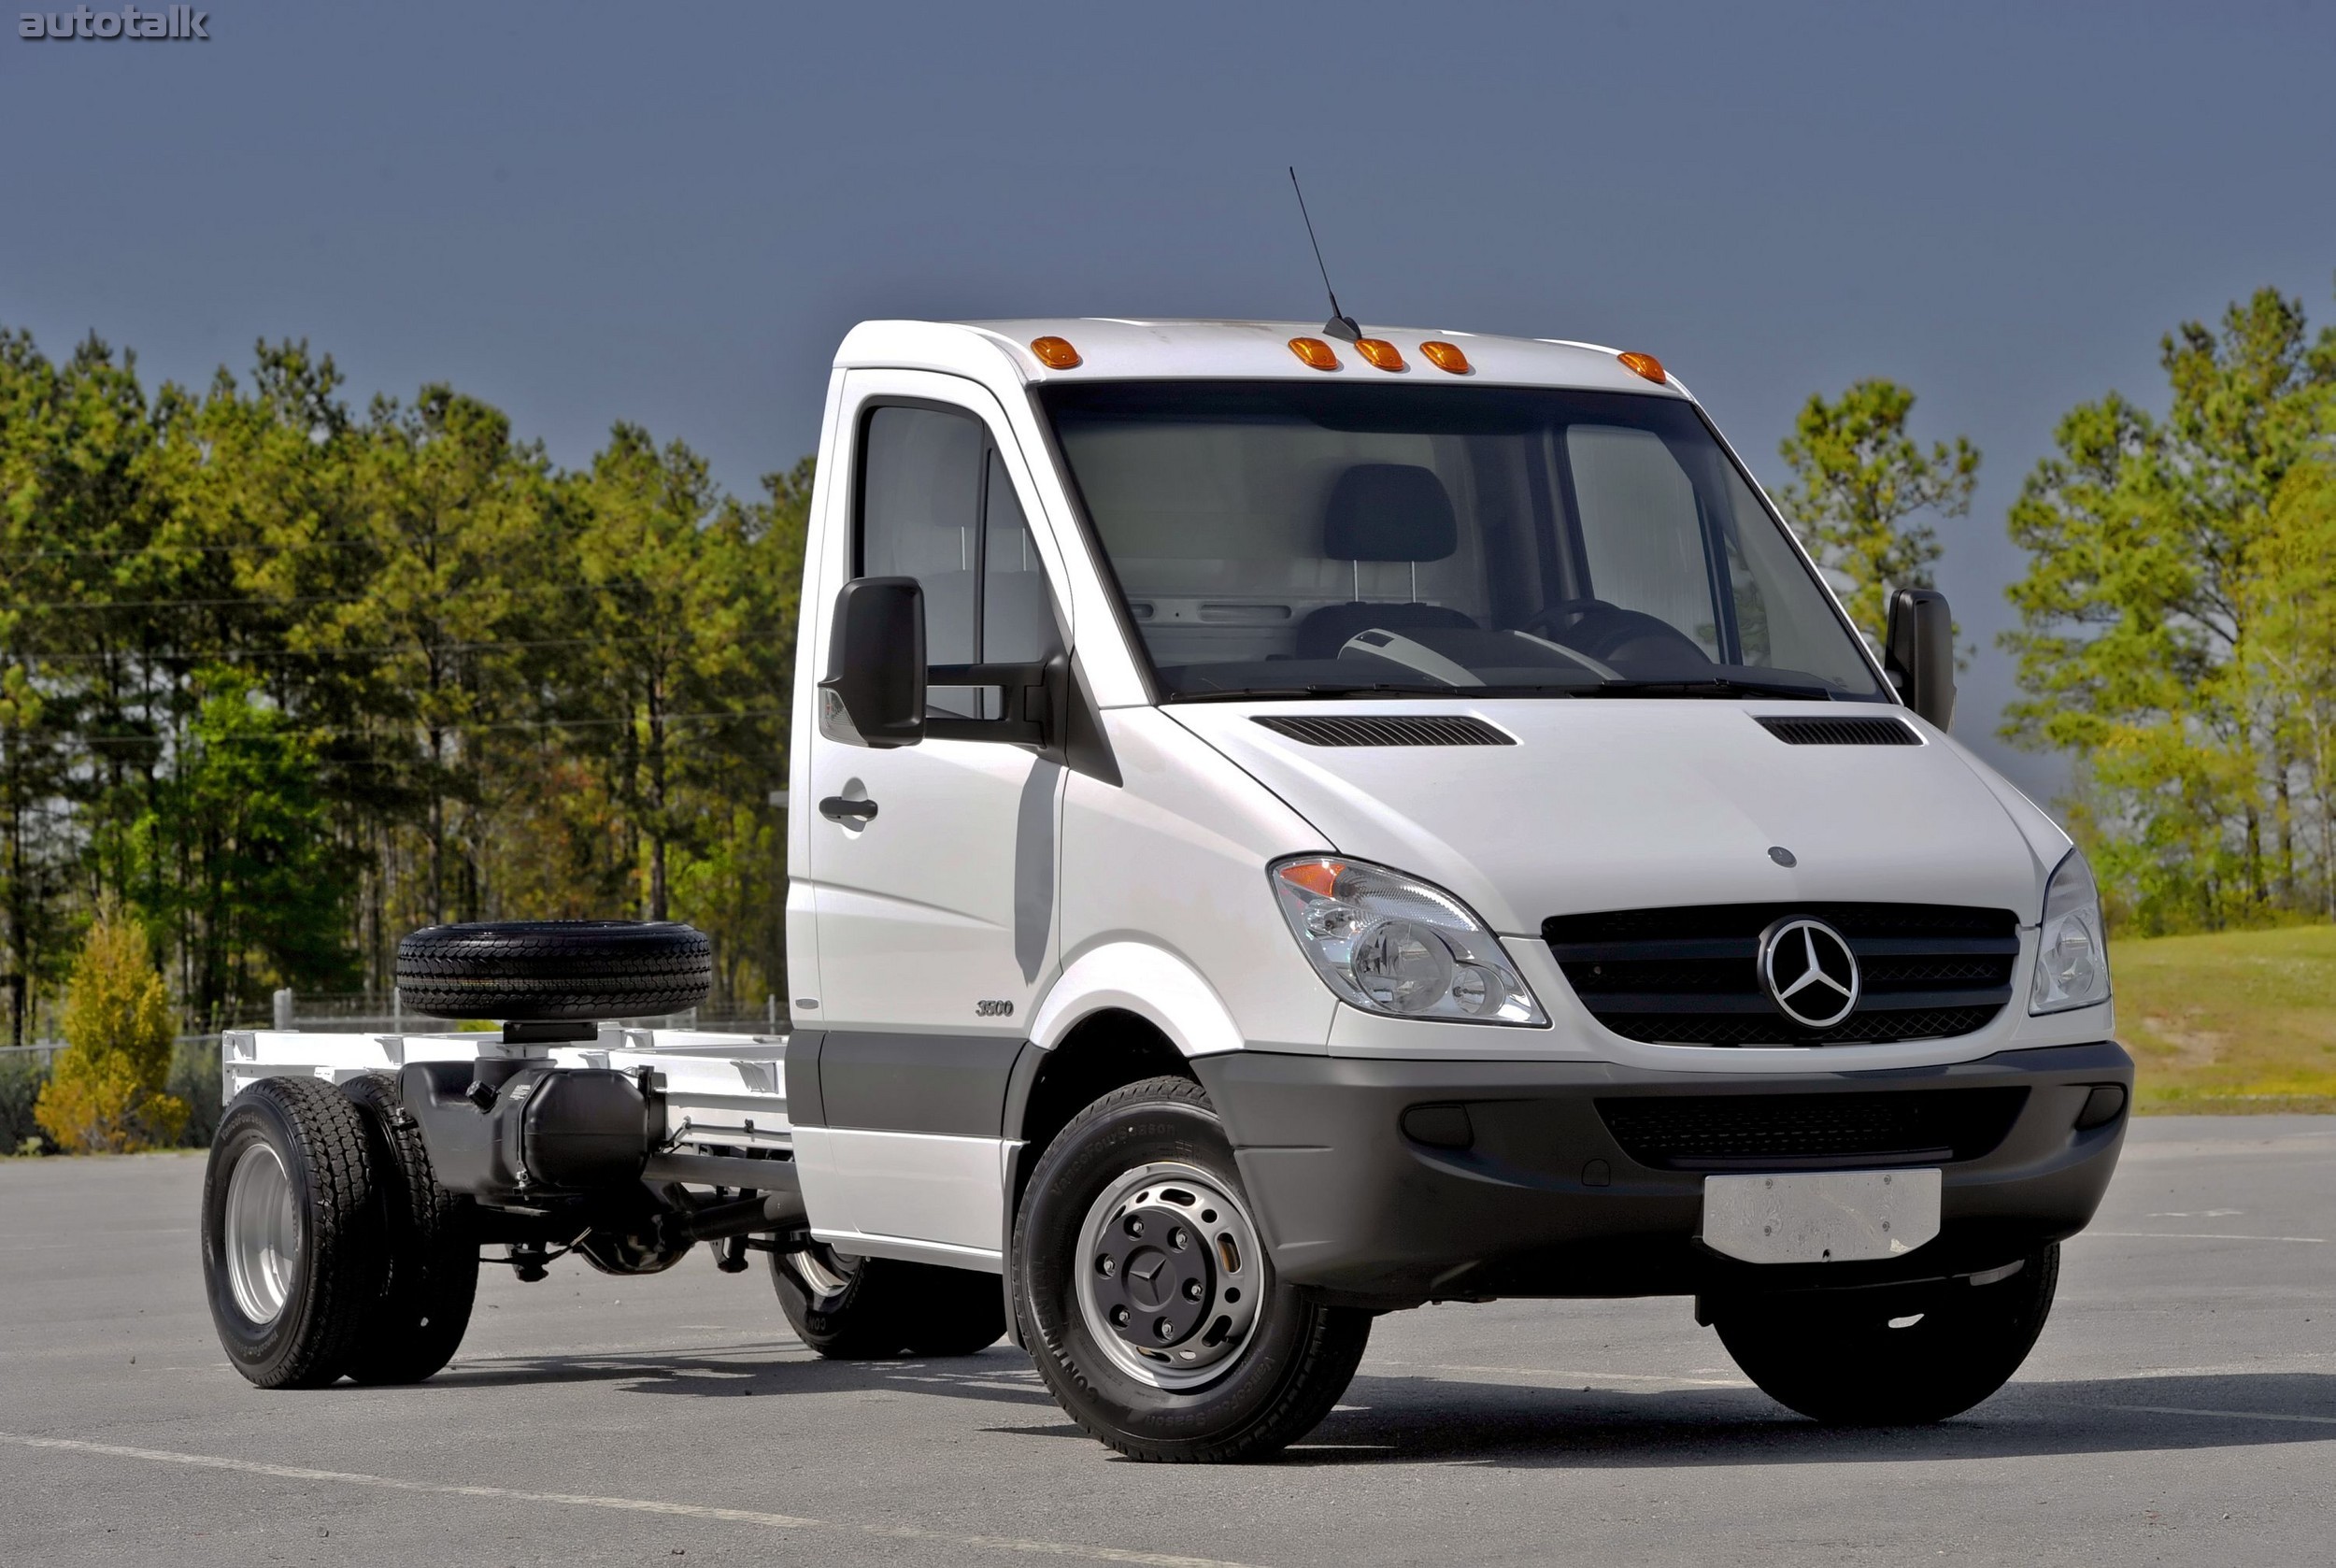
[998,1001,1214,1347]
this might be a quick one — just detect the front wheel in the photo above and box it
[1013,1076,1371,1462]
[1711,1245,2060,1424]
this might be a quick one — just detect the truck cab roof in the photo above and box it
[833,317,1694,399]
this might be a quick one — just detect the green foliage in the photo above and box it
[35,901,186,1152]
[2002,283,2336,933]
[0,324,810,1038]
[1774,379,1980,640]
[0,1050,49,1153]
[132,671,358,1016]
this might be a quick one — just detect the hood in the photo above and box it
[1164,701,2063,936]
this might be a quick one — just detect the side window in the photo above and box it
[861,406,983,670]
[981,447,1060,664]
[856,403,1061,719]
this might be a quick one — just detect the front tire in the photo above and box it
[202,1076,388,1389]
[1013,1076,1370,1463]
[1712,1245,2059,1424]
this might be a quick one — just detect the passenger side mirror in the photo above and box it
[819,577,926,748]
[1884,588,1955,731]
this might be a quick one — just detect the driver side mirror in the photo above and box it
[819,577,926,748]
[1884,588,1955,731]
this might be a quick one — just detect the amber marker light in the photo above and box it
[1617,350,1667,384]
[1420,340,1473,375]
[1354,337,1407,372]
[1276,859,1346,898]
[1029,335,1083,369]
[1288,336,1342,370]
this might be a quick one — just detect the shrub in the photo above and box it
[34,904,188,1153]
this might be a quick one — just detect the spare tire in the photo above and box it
[396,920,712,1021]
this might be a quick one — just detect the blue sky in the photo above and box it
[5,1,2334,803]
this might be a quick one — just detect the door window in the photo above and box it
[856,403,1061,717]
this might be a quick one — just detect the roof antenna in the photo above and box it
[1289,166,1360,342]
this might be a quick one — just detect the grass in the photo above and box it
[2115,923,2336,1113]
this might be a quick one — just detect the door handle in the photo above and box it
[819,795,878,825]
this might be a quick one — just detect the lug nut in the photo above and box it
[1125,1217,1145,1237]
[1183,1279,1203,1301]
[1155,1317,1175,1340]
[1167,1227,1186,1250]
[1110,1305,1130,1327]
[1097,1255,1115,1276]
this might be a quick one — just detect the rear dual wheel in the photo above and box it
[203,1077,388,1388]
[769,1243,1004,1358]
[202,1075,477,1389]
[341,1074,477,1384]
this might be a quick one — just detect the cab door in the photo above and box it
[798,372,1066,1259]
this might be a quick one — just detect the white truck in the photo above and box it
[204,318,2129,1462]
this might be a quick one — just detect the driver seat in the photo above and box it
[1295,464,1475,660]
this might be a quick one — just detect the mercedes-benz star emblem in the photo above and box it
[1757,916,1861,1030]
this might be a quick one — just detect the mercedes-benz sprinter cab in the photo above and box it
[784,318,2127,1461]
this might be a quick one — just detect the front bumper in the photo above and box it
[1190,1040,2131,1309]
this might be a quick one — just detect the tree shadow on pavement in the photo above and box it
[427,1343,1058,1410]
[378,1347,2336,1467]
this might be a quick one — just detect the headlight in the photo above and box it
[2030,848,2111,1014]
[1270,857,1546,1026]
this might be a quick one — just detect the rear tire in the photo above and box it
[1712,1245,2059,1424]
[768,1243,1004,1358]
[340,1074,477,1384]
[1013,1076,1371,1462]
[202,1076,387,1389]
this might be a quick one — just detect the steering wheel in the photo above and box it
[1517,597,1711,666]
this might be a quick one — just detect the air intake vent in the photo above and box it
[1596,1087,2030,1171]
[1252,715,1515,748]
[1755,715,1921,746]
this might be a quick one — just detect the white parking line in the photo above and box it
[2086,1232,2329,1244]
[0,1433,1268,1568]
[1371,1359,1754,1390]
[2080,1404,2336,1429]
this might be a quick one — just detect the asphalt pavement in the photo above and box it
[3,1116,2331,1567]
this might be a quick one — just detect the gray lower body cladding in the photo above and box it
[1190,1040,2131,1308]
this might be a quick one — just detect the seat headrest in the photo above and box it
[1323,463,1458,563]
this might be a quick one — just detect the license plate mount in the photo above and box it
[1701,1167,1942,1265]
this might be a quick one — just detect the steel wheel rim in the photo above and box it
[223,1141,300,1325]
[790,1243,859,1304]
[1074,1161,1265,1390]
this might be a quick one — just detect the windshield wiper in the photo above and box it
[1165,682,1466,703]
[1578,677,1834,701]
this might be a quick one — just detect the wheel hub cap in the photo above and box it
[1094,1206,1213,1347]
[1075,1163,1264,1390]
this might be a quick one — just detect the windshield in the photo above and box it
[1040,380,1886,702]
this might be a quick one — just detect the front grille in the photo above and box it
[1597,1087,2030,1171]
[1253,714,1515,747]
[1545,902,2019,1046]
[1755,715,1921,746]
